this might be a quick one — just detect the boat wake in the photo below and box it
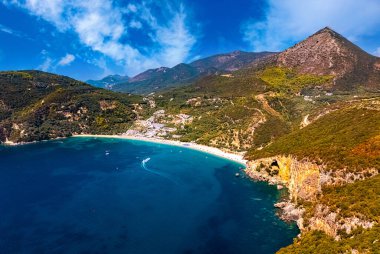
[141,158,178,184]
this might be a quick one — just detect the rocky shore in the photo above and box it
[245,154,379,241]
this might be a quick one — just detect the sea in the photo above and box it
[0,137,299,253]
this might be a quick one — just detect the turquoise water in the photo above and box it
[0,137,298,253]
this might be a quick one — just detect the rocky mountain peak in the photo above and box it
[276,27,379,90]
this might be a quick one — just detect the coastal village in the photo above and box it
[126,109,193,138]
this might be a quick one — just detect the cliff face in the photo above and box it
[246,155,321,202]
[246,155,379,242]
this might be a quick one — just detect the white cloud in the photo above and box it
[243,0,380,52]
[129,20,142,29]
[126,3,137,13]
[37,51,75,71]
[38,57,53,71]
[4,0,197,76]
[58,54,75,66]
[151,5,196,67]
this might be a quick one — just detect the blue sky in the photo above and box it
[1,0,380,81]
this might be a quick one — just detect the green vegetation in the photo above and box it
[278,226,380,254]
[320,174,380,222]
[258,67,333,93]
[0,70,148,143]
[177,97,265,149]
[153,66,338,150]
[247,105,380,172]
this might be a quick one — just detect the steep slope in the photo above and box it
[112,51,274,94]
[247,99,380,172]
[274,27,380,91]
[262,101,380,254]
[0,71,146,143]
[86,74,129,89]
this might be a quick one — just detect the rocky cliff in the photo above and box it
[246,155,321,203]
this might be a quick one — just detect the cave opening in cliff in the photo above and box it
[271,160,279,168]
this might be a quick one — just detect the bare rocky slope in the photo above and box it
[257,27,380,92]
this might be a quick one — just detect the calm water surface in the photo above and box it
[0,137,298,253]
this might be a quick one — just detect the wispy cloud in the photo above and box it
[58,54,75,66]
[3,0,197,76]
[140,3,196,68]
[0,23,29,39]
[242,0,380,52]
[37,51,75,71]
[38,57,53,71]
[0,24,15,34]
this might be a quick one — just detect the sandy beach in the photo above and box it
[73,134,247,166]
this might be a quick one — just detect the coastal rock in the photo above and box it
[307,204,376,239]
[274,201,304,227]
[246,155,321,203]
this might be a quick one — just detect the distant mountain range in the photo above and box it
[86,74,129,89]
[87,51,275,94]
[88,27,380,94]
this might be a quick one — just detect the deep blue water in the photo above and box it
[0,137,298,254]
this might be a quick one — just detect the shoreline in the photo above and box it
[73,134,247,166]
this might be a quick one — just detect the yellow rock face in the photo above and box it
[247,155,321,203]
[284,156,321,202]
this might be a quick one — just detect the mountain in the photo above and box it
[0,71,145,143]
[113,63,203,94]
[101,27,380,95]
[190,50,274,72]
[258,27,380,91]
[111,51,275,94]
[86,74,129,89]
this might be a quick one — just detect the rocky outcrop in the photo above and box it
[246,155,321,202]
[246,154,378,241]
[274,201,305,230]
[320,168,379,186]
[307,204,376,240]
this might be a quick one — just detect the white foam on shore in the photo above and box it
[73,134,247,166]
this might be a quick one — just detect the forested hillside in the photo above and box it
[0,71,148,143]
